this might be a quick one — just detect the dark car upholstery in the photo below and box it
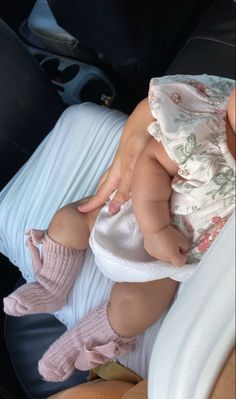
[0,19,65,190]
[47,0,213,107]
[0,0,235,397]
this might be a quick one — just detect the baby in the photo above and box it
[4,74,235,382]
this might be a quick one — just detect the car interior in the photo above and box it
[0,0,235,398]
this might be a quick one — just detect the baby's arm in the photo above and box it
[132,138,190,266]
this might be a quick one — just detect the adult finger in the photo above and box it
[108,170,132,214]
[78,174,120,213]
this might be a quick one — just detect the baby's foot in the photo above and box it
[3,282,66,316]
[38,303,136,381]
[3,231,85,317]
[38,327,82,382]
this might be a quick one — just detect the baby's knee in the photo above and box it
[110,283,144,313]
[109,283,151,336]
[48,203,90,249]
[50,205,75,232]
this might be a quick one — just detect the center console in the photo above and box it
[27,46,116,107]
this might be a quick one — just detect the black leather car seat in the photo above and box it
[0,18,65,190]
[166,0,236,79]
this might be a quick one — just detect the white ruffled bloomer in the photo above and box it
[90,197,197,283]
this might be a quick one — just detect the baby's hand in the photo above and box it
[144,225,190,266]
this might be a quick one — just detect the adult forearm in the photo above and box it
[78,98,154,214]
[116,98,153,161]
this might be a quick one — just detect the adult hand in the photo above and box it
[78,98,154,215]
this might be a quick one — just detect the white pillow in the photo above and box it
[0,102,164,378]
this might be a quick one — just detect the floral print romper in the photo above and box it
[148,74,235,264]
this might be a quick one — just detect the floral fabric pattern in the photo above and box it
[148,74,235,263]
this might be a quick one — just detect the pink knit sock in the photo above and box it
[38,303,137,382]
[3,229,84,316]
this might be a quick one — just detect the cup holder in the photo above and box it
[79,78,114,106]
[27,46,116,106]
[41,58,80,83]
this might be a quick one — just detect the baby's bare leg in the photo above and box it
[108,279,178,337]
[48,197,102,250]
[37,275,178,381]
